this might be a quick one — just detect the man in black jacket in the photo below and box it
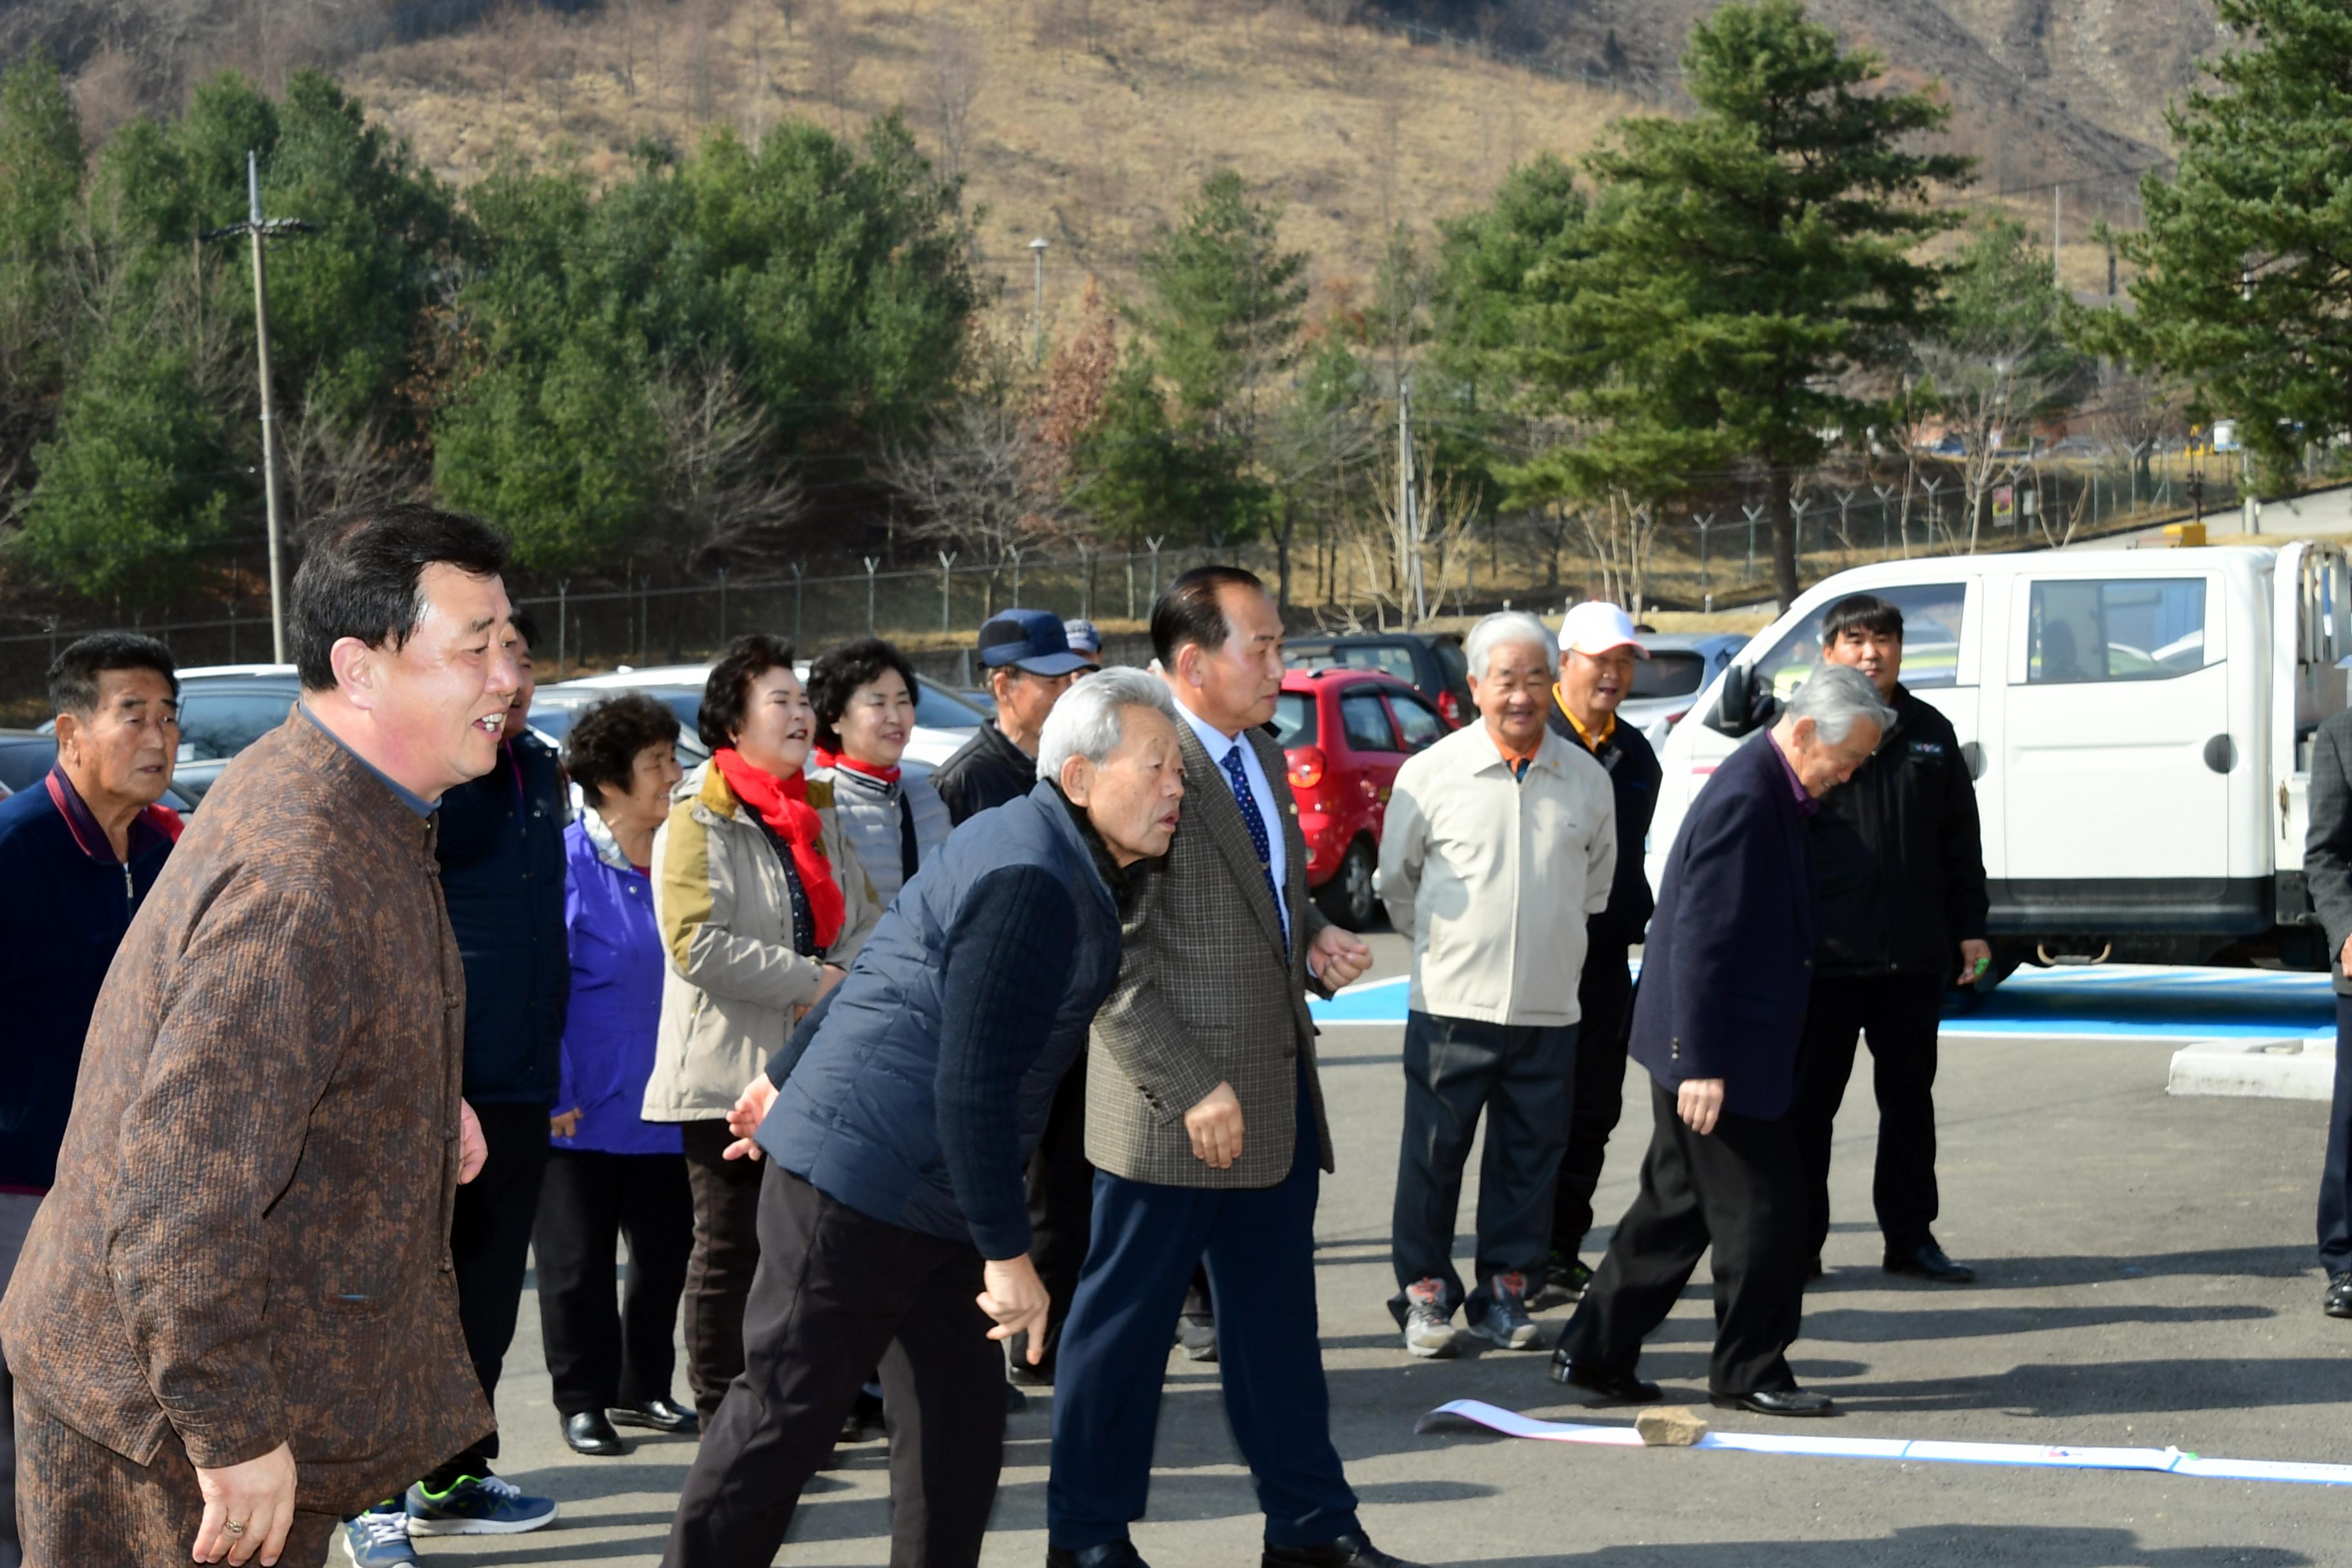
[1539,602,1661,1307]
[1788,594,1991,1287]
[2299,702,2352,1318]
[933,609,1086,825]
[393,607,569,1537]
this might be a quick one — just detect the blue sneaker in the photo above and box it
[339,1507,418,1566]
[404,1472,559,1536]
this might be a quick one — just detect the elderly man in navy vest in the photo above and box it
[1548,663,1892,1418]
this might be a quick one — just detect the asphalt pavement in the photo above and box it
[422,932,2352,1567]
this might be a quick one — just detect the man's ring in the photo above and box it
[225,1520,247,1536]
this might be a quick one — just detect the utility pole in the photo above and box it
[2052,181,2062,286]
[1028,237,1050,367]
[202,152,315,666]
[1398,379,1426,625]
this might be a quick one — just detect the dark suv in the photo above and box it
[1284,632,1475,730]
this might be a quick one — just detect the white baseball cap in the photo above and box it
[1559,601,1648,658]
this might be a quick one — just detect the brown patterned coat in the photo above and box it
[0,709,490,1525]
[1085,719,1336,1190]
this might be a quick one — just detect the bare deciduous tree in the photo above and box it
[885,398,1070,615]
[651,355,810,576]
[805,0,859,136]
[925,19,985,182]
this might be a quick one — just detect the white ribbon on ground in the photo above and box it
[1417,1400,2352,1487]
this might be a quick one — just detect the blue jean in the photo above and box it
[1047,1068,1359,1551]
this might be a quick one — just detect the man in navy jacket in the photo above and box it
[1549,664,1890,1418]
[0,633,180,1568]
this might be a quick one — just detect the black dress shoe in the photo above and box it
[1046,1541,1150,1568]
[2324,1271,2352,1318]
[563,1409,628,1455]
[1710,1387,1838,1417]
[1546,1352,1662,1404]
[608,1396,698,1434]
[839,1387,886,1444]
[1263,1531,1424,1568]
[1883,1240,1976,1284]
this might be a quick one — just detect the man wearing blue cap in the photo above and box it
[934,609,1088,827]
[933,609,1094,1386]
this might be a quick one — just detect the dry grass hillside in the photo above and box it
[340,1,1642,336]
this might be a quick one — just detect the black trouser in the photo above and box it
[431,1100,552,1482]
[663,1170,1003,1568]
[534,1147,696,1418]
[681,1119,767,1426]
[1790,971,1946,1259]
[2317,996,2352,1273]
[1391,1010,1576,1321]
[1024,1050,1095,1378]
[1555,1080,1809,1395]
[1551,942,1636,1258]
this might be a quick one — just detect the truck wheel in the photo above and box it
[1315,838,1378,930]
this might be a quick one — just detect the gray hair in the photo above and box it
[1035,666,1179,779]
[1465,611,1560,680]
[1786,662,1897,746]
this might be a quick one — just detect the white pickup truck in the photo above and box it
[1654,541,2351,986]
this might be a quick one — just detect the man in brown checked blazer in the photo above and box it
[0,505,519,1568]
[1046,567,1419,1568]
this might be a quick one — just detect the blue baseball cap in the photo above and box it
[978,608,1092,676]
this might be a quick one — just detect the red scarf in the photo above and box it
[710,748,846,951]
[811,746,901,786]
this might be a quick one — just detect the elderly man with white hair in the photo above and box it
[1549,662,1893,1419]
[663,668,1186,1568]
[1375,611,1618,1358]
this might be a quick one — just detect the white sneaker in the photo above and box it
[1466,1271,1542,1350]
[1401,1277,1458,1358]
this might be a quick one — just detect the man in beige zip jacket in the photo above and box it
[1375,611,1615,1360]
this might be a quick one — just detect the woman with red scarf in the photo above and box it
[643,635,881,1426]
[806,638,954,910]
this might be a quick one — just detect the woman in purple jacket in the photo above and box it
[536,694,698,1457]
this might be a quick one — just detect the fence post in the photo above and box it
[228,604,239,665]
[1010,547,1024,608]
[1835,489,1856,553]
[717,567,729,643]
[939,551,957,632]
[863,557,880,634]
[556,580,569,678]
[639,573,651,665]
[1921,477,1944,547]
[1126,554,1136,620]
[1692,512,1715,611]
[1741,504,1765,577]
[1790,493,1812,577]
[792,562,805,645]
[1080,544,1094,619]
[1147,536,1165,604]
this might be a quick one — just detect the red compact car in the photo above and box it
[1273,667,1456,928]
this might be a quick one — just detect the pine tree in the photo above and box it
[1522,0,1968,605]
[2077,0,2352,481]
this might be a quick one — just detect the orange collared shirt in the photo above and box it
[1553,685,1616,749]
[1491,727,1542,781]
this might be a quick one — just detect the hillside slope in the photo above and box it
[341,1,1636,335]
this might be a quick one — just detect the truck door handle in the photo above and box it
[2204,734,2238,774]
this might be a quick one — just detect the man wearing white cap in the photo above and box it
[1535,602,1665,1309]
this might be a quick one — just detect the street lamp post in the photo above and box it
[1029,237,1050,366]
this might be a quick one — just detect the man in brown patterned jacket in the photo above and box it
[0,504,523,1568]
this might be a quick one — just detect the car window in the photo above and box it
[0,738,55,793]
[1631,651,1707,699]
[1272,692,1315,749]
[914,678,984,729]
[177,692,295,763]
[1753,582,1968,700]
[1433,640,1469,687]
[2025,578,2210,684]
[1340,691,1400,752]
[1302,643,1420,686]
[1387,691,1447,752]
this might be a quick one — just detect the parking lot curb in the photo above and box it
[2166,1037,2336,1101]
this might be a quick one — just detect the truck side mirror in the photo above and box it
[1709,663,1758,737]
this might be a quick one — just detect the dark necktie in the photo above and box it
[1222,741,1288,954]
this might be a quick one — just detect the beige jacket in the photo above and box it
[1375,720,1616,1028]
[642,761,880,1122]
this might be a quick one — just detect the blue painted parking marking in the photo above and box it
[1309,964,2338,1043]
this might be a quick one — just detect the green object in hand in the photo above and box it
[1972,956,1990,977]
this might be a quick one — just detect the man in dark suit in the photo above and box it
[1549,663,1891,1418]
[2301,698,2352,1318]
[1048,567,1414,1568]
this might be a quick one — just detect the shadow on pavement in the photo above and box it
[1800,1302,2277,1341]
[1443,1525,2312,1566]
[1823,1356,2352,1416]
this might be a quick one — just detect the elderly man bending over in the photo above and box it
[1376,611,1617,1358]
[662,667,1186,1568]
[1549,663,1892,1419]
